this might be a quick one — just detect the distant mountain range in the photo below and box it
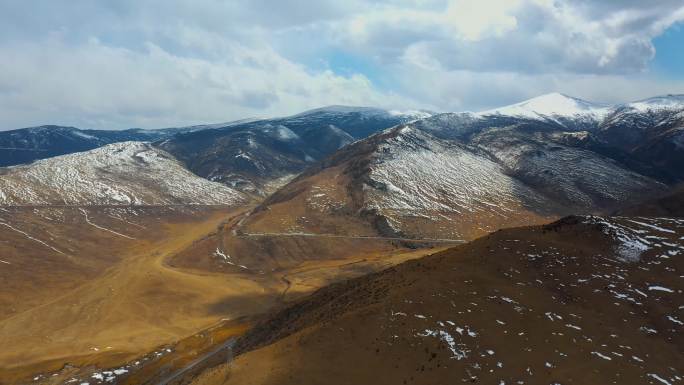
[0,119,268,168]
[479,93,684,183]
[155,106,431,195]
[0,125,171,167]
[1,94,681,216]
[0,107,430,196]
[240,93,683,241]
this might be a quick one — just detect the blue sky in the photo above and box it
[652,22,684,79]
[0,0,683,130]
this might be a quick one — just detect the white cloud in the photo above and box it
[332,0,684,74]
[0,37,420,130]
[0,0,683,129]
[445,0,522,41]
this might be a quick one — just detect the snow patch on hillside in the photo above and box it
[365,129,550,221]
[582,216,684,262]
[475,131,663,209]
[389,109,433,121]
[0,142,245,205]
[276,125,299,141]
[70,130,97,140]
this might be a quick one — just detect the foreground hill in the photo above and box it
[239,94,680,241]
[194,215,684,385]
[0,141,245,205]
[155,106,430,195]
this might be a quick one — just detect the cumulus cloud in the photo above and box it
[333,0,684,74]
[0,37,417,130]
[0,0,682,129]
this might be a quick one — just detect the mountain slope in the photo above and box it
[239,113,665,241]
[236,94,683,242]
[0,142,245,205]
[0,119,256,168]
[596,96,684,183]
[194,215,684,385]
[155,106,431,195]
[480,93,684,183]
[0,125,171,167]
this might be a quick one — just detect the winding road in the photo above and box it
[236,232,466,244]
[156,338,236,385]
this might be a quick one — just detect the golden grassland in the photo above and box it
[0,205,437,384]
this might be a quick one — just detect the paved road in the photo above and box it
[236,232,466,243]
[156,338,236,385]
[0,204,236,209]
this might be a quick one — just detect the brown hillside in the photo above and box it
[192,215,684,385]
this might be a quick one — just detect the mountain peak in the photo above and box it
[478,93,610,120]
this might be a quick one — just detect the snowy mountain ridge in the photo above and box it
[0,142,245,206]
[157,105,432,195]
[626,94,684,113]
[478,92,612,122]
[477,92,684,123]
[361,125,664,238]
[245,92,679,242]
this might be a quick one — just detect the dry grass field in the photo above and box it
[192,216,684,385]
[0,204,437,384]
[1,206,251,382]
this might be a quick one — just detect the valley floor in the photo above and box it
[0,205,438,385]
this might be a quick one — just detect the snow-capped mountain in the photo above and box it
[0,142,245,205]
[625,94,684,113]
[478,92,612,123]
[241,93,681,241]
[432,93,684,183]
[2,94,681,211]
[287,106,432,134]
[479,92,684,121]
[0,106,432,198]
[156,106,433,195]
